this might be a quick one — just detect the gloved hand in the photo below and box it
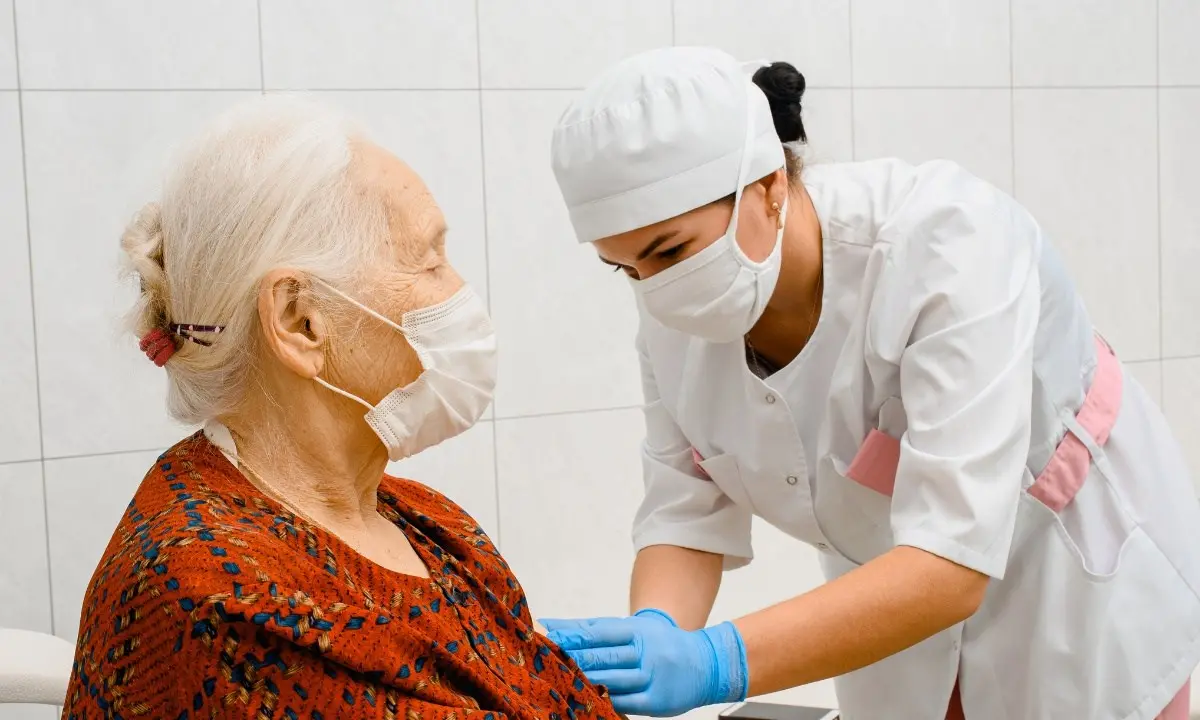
[539,610,748,717]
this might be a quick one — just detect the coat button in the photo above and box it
[765,394,776,404]
[786,475,798,485]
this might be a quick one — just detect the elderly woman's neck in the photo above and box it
[223,406,390,526]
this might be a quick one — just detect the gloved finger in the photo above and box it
[539,617,622,648]
[544,618,638,650]
[565,644,641,672]
[539,617,621,632]
[583,668,651,695]
[609,691,668,718]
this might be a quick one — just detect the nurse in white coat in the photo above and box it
[538,47,1200,720]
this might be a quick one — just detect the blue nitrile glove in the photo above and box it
[632,608,678,626]
[539,613,748,717]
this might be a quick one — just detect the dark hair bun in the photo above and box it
[752,61,807,144]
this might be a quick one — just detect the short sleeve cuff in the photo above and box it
[632,524,753,571]
[894,528,1008,580]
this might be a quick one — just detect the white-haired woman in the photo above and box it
[62,96,615,720]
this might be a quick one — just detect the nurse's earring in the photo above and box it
[771,202,784,230]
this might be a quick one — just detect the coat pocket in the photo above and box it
[1025,458,1136,578]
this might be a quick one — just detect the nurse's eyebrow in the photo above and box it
[635,230,680,261]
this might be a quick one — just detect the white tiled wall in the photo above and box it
[0,2,1197,719]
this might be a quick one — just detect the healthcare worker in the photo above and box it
[539,47,1200,720]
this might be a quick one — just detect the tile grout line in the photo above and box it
[847,0,856,159]
[473,0,502,547]
[1156,0,1164,362]
[10,0,56,637]
[1009,0,1017,196]
[11,84,1200,93]
[0,446,167,467]
[256,0,266,93]
[0,405,651,469]
[492,405,644,423]
[670,0,676,44]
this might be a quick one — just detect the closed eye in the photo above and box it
[655,244,686,261]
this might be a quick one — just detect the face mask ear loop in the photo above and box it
[314,376,376,412]
[310,276,407,336]
[725,81,760,254]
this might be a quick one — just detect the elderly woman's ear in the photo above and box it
[257,268,328,380]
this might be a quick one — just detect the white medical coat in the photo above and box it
[632,159,1200,720]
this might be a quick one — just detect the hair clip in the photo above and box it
[169,323,225,347]
[138,324,225,367]
[139,328,176,367]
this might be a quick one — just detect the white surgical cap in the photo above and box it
[551,46,785,244]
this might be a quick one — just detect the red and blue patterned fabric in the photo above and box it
[63,432,617,720]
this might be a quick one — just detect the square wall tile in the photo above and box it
[478,0,672,88]
[45,450,160,640]
[310,91,488,299]
[387,421,497,536]
[0,461,51,633]
[1160,90,1200,358]
[1126,361,1163,408]
[1161,0,1200,86]
[799,89,854,165]
[261,0,477,90]
[851,0,1010,87]
[494,409,644,619]
[1162,359,1200,495]
[673,0,851,87]
[853,89,1013,193]
[482,91,641,418]
[0,0,14,89]
[0,92,40,462]
[1014,90,1158,361]
[14,0,259,89]
[1012,0,1156,87]
[23,91,256,458]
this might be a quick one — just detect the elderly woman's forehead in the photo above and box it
[352,141,443,236]
[353,142,427,198]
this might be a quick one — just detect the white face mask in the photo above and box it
[312,281,498,462]
[632,88,786,344]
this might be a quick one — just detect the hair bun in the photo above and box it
[120,202,171,334]
[752,61,807,144]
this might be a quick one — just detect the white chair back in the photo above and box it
[0,628,75,706]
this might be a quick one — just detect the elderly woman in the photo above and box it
[62,97,614,720]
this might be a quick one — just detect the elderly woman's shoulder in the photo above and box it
[378,473,494,540]
[99,434,312,592]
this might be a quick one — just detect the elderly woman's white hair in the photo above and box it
[121,95,389,424]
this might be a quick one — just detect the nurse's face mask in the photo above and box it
[631,98,787,344]
[311,278,498,462]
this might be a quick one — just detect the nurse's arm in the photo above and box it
[734,545,988,696]
[630,319,751,632]
[630,544,723,631]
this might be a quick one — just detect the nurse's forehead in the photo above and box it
[592,200,726,264]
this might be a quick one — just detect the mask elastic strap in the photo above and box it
[311,276,407,336]
[725,80,761,242]
[304,276,404,411]
[314,376,375,412]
